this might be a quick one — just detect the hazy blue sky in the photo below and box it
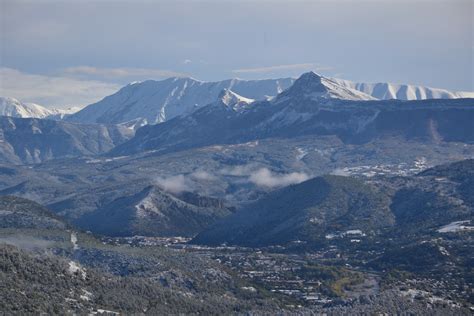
[0,0,472,108]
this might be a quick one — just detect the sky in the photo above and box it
[0,0,472,108]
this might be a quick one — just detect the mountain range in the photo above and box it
[109,72,474,157]
[0,71,472,234]
[3,74,473,129]
[64,74,474,127]
[333,78,474,100]
[67,77,295,127]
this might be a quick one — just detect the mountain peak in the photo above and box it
[217,89,254,111]
[290,71,326,92]
[276,71,375,102]
[0,96,54,119]
[298,71,323,81]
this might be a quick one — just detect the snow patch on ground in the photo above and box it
[437,220,474,233]
[438,245,450,256]
[295,147,308,161]
[325,229,366,239]
[241,286,257,293]
[330,159,430,178]
[70,232,79,251]
[91,309,120,315]
[344,230,366,236]
[400,288,461,308]
[80,289,93,301]
[68,261,87,279]
[86,156,128,164]
[135,194,165,218]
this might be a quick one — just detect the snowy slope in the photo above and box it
[218,89,255,112]
[275,72,376,102]
[68,73,473,127]
[47,107,82,120]
[0,97,80,120]
[110,71,474,157]
[0,97,54,119]
[68,77,294,125]
[333,79,474,101]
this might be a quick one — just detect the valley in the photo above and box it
[0,71,473,314]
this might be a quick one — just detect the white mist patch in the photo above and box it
[155,174,190,194]
[249,168,309,189]
[155,170,218,195]
[190,170,217,181]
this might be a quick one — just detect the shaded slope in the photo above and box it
[0,195,67,230]
[193,175,394,247]
[0,116,133,164]
[74,185,233,237]
[194,159,474,248]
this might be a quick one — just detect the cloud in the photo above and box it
[330,168,351,176]
[155,175,190,194]
[232,63,333,74]
[0,67,120,108]
[155,169,220,195]
[219,164,309,188]
[249,168,309,189]
[190,170,217,181]
[62,66,189,81]
[182,59,192,65]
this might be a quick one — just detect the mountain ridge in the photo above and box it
[109,72,474,157]
[0,116,134,164]
[67,76,294,126]
[67,72,474,128]
[275,71,375,102]
[333,78,474,101]
[0,96,79,120]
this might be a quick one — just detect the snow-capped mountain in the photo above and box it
[333,79,474,101]
[110,71,474,157]
[0,97,80,120]
[275,71,375,102]
[218,89,255,111]
[68,72,473,128]
[68,77,294,126]
[0,97,54,119]
[47,107,82,120]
